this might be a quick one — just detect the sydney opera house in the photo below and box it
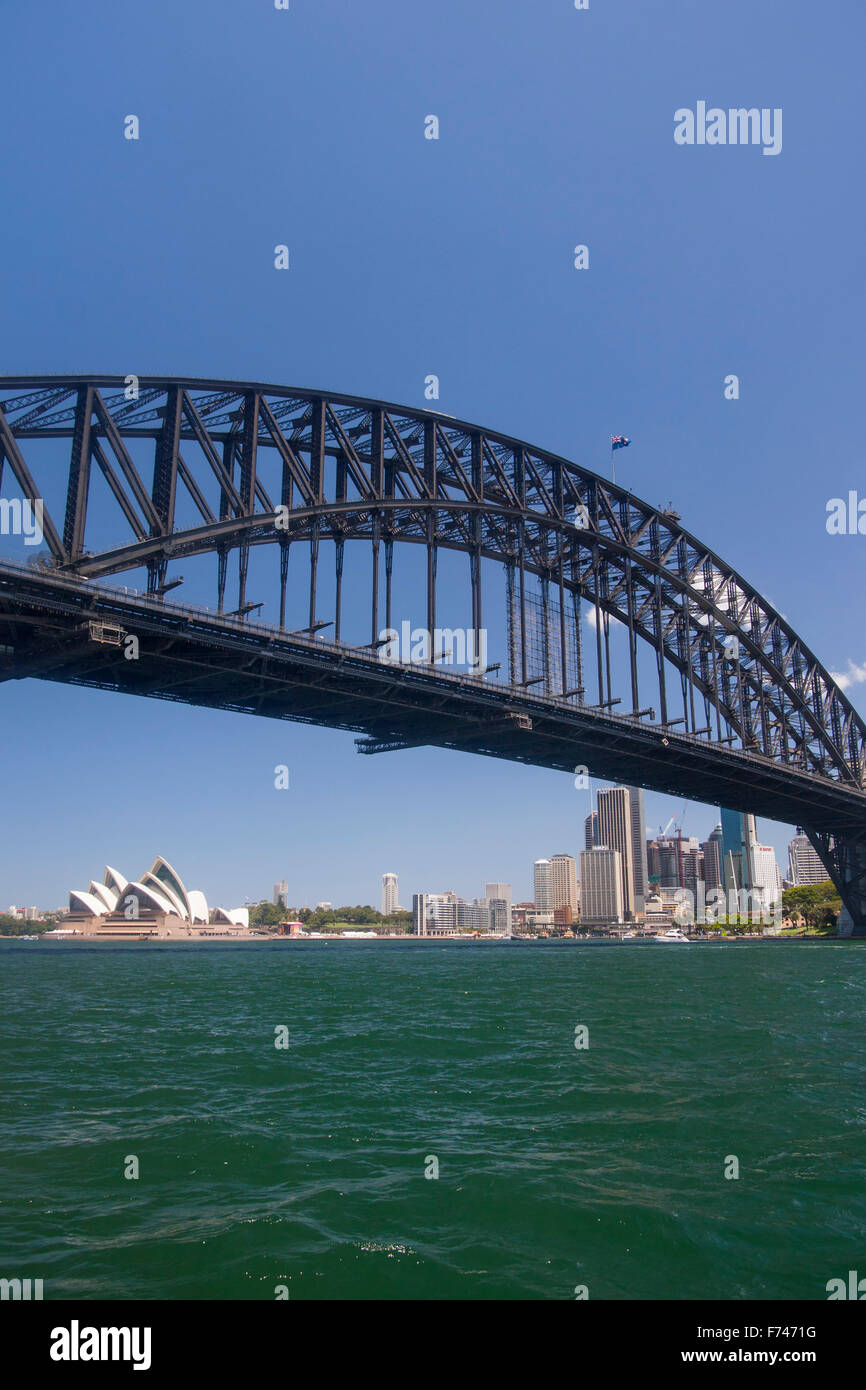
[62,858,252,939]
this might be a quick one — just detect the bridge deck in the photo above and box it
[1,560,863,837]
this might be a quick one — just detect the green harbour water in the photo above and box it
[1,937,865,1301]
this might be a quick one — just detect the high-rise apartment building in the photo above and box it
[381,872,399,915]
[412,891,459,935]
[457,898,488,930]
[597,786,635,920]
[549,855,579,914]
[787,830,828,886]
[579,847,623,924]
[533,859,553,912]
[273,881,288,908]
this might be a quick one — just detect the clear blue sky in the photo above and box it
[1,1,864,910]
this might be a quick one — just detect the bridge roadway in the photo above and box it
[2,558,865,844]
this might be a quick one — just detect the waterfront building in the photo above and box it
[597,787,636,920]
[65,858,250,939]
[549,854,579,915]
[485,882,513,935]
[643,894,674,930]
[381,872,399,915]
[458,897,493,931]
[533,859,553,913]
[526,910,555,930]
[579,847,623,924]
[787,830,828,886]
[412,891,459,936]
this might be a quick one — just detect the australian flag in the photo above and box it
[611,435,631,451]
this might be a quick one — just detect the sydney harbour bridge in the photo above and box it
[1,374,865,932]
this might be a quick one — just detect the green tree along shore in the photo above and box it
[248,901,412,931]
[0,914,57,935]
[780,881,841,933]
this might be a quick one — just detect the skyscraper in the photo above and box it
[584,811,599,851]
[550,855,579,913]
[703,824,724,890]
[273,881,288,908]
[597,786,635,920]
[787,830,828,886]
[752,845,781,910]
[627,787,648,915]
[720,809,758,892]
[381,872,398,915]
[533,859,553,912]
[579,847,623,924]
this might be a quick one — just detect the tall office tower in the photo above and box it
[704,825,724,890]
[273,881,288,908]
[584,811,599,851]
[627,787,648,915]
[579,847,623,924]
[720,809,758,892]
[597,786,636,920]
[701,835,722,891]
[752,845,781,910]
[485,882,513,935]
[533,859,553,912]
[550,855,579,913]
[381,872,399,915]
[682,847,704,902]
[787,829,828,886]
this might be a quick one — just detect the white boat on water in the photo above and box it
[653,927,690,943]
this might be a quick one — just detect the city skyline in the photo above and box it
[9,788,800,916]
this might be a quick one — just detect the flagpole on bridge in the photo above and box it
[610,434,630,485]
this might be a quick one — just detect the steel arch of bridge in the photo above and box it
[1,375,865,931]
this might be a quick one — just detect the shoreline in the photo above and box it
[0,933,847,945]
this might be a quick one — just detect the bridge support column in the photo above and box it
[808,827,866,938]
